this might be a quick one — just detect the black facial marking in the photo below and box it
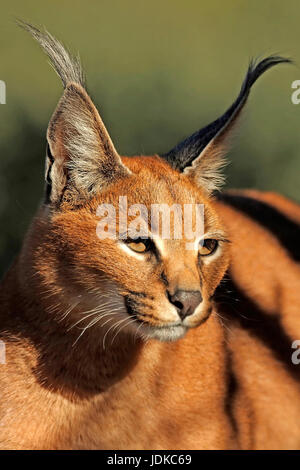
[124,294,154,318]
[160,271,169,286]
[128,290,147,299]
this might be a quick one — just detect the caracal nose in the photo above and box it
[168,289,202,320]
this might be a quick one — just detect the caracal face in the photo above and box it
[39,156,229,343]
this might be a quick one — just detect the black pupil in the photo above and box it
[201,239,217,254]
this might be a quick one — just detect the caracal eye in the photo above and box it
[198,239,218,256]
[126,238,151,253]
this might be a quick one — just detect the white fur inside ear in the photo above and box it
[46,84,131,203]
[183,144,227,194]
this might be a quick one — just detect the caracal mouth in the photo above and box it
[134,321,188,342]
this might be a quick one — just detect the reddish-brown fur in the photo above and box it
[1,23,299,450]
[1,170,300,449]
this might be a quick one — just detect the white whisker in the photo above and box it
[111,317,137,346]
[102,315,127,350]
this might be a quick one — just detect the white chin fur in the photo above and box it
[140,324,187,342]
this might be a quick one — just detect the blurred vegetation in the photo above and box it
[0,0,300,276]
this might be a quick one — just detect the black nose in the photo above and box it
[168,290,202,320]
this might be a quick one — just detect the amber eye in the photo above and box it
[198,239,218,256]
[126,238,152,254]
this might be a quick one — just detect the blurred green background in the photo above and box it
[0,0,300,276]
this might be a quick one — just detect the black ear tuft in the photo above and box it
[162,56,292,173]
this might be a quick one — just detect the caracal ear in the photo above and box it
[45,82,130,205]
[18,20,130,206]
[162,56,291,195]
